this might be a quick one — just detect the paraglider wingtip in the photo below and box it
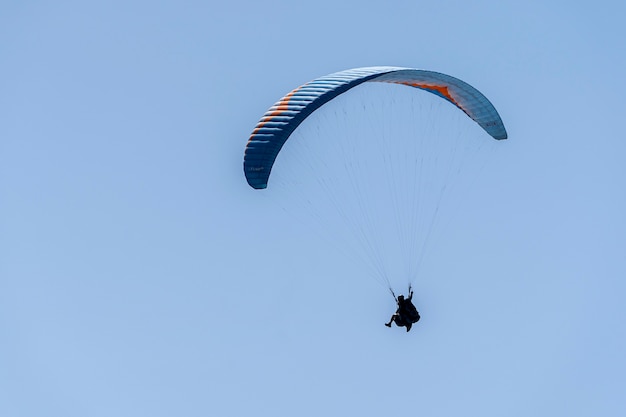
[495,128,508,140]
[247,179,268,189]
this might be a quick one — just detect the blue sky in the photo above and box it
[1,1,625,416]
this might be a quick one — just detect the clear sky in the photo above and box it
[2,1,625,416]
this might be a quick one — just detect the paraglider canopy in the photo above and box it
[244,66,507,190]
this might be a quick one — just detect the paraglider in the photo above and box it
[385,286,420,332]
[243,66,507,330]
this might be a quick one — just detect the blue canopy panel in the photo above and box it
[244,66,507,189]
